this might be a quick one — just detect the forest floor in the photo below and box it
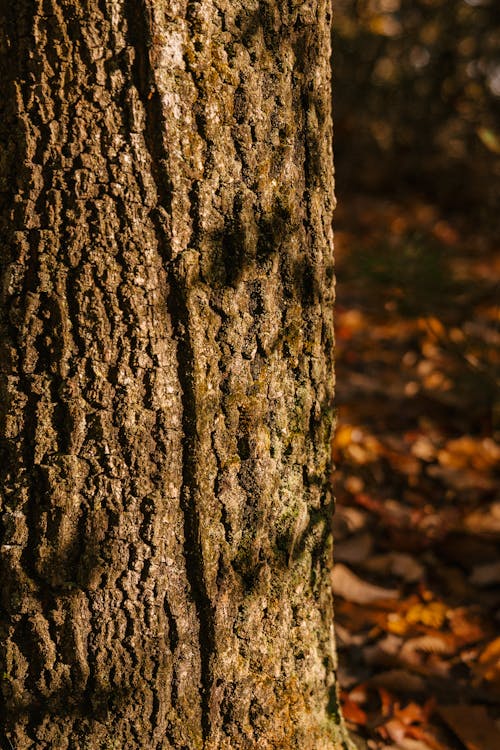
[332,193,500,750]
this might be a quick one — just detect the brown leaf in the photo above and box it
[438,704,500,750]
[364,553,424,583]
[332,506,370,539]
[473,637,500,688]
[383,448,422,477]
[369,669,426,695]
[447,608,486,647]
[463,503,500,536]
[336,532,374,564]
[427,465,496,492]
[469,561,500,587]
[478,637,500,667]
[335,622,370,648]
[332,563,399,605]
[400,635,454,667]
[401,728,451,750]
[437,436,500,472]
[336,599,388,632]
[364,634,404,667]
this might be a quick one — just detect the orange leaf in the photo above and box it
[394,700,425,725]
[377,686,396,717]
[479,636,500,666]
[473,637,500,686]
[405,602,447,629]
[340,692,368,726]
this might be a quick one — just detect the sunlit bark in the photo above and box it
[0,1,346,747]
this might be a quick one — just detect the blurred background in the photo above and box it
[334,0,500,215]
[330,2,500,748]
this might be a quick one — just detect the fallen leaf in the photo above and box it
[333,506,370,538]
[477,127,500,155]
[478,637,500,667]
[386,612,410,636]
[369,670,426,694]
[364,553,425,583]
[345,475,366,494]
[400,635,454,666]
[395,739,441,750]
[336,532,374,564]
[336,599,388,632]
[427,465,496,492]
[405,602,447,629]
[365,634,404,667]
[332,563,399,605]
[469,560,500,586]
[432,220,459,246]
[395,701,426,725]
[335,423,361,449]
[341,691,368,726]
[347,731,369,750]
[447,608,486,646]
[438,436,500,471]
[383,449,421,476]
[347,442,379,465]
[398,732,449,750]
[410,436,436,461]
[384,716,408,745]
[332,194,499,750]
[473,637,500,688]
[463,505,500,536]
[438,704,500,750]
[335,622,369,648]
[377,685,396,717]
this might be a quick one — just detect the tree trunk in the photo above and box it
[0,1,345,748]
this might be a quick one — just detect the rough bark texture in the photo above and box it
[0,1,344,748]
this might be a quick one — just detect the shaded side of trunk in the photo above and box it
[0,1,344,748]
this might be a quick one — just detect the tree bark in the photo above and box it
[0,1,345,748]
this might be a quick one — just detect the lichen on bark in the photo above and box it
[0,1,349,748]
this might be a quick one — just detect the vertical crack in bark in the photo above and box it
[166,277,216,742]
[124,1,215,740]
